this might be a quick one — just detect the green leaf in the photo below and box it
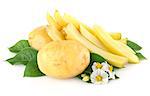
[9,40,30,53]
[90,53,106,63]
[24,58,45,77]
[127,40,146,61]
[7,40,45,77]
[6,47,37,65]
[84,53,106,74]
[76,74,82,79]
[127,40,142,51]
[136,52,146,60]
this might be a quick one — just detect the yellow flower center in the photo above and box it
[96,63,102,69]
[96,75,102,81]
[109,66,113,72]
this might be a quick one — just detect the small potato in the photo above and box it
[46,25,65,41]
[28,26,52,50]
[47,12,61,30]
[37,40,90,79]
[54,10,67,27]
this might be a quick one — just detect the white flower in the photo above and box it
[92,62,116,80]
[100,61,110,70]
[92,62,103,71]
[92,61,111,71]
[90,69,108,84]
[103,65,116,80]
[101,62,116,80]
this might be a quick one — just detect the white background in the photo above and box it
[0,0,150,96]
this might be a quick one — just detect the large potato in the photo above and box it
[37,40,90,79]
[28,26,52,50]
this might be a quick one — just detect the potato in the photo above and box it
[28,26,52,50]
[46,25,65,41]
[63,13,80,29]
[47,12,61,30]
[80,24,107,50]
[37,40,90,79]
[93,25,139,63]
[54,10,67,27]
[64,24,128,68]
[80,24,133,56]
[63,13,122,40]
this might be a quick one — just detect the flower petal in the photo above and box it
[92,62,97,71]
[90,69,109,84]
[102,78,109,84]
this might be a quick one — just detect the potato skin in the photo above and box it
[37,40,90,79]
[28,26,52,50]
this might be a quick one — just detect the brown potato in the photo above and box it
[37,40,90,79]
[28,26,52,50]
